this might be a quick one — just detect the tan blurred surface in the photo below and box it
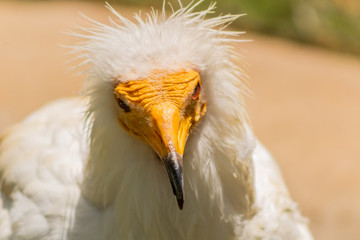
[1,1,360,239]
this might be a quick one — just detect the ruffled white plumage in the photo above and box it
[0,1,312,239]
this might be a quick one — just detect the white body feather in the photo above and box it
[0,2,312,239]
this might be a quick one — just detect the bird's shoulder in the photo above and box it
[244,141,313,239]
[0,97,90,239]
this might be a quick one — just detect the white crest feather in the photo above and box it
[68,1,251,144]
[68,1,247,80]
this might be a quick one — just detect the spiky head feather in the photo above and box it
[70,1,252,147]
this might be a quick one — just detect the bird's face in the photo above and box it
[113,69,206,209]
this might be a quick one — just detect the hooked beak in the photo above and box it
[162,151,184,209]
[149,102,192,210]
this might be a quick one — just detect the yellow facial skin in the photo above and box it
[114,69,206,209]
[114,69,206,159]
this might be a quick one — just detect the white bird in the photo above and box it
[0,1,313,239]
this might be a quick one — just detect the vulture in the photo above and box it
[0,1,313,239]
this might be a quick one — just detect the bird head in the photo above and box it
[113,69,206,208]
[72,1,248,210]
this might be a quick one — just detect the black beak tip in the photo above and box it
[177,196,184,210]
[162,151,185,210]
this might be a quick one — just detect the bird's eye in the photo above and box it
[117,97,131,112]
[192,82,201,100]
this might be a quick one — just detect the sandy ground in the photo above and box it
[1,1,360,239]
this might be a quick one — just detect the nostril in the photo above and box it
[155,130,164,145]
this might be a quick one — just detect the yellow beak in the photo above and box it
[149,102,192,209]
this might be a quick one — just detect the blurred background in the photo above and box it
[121,0,360,55]
[0,0,359,239]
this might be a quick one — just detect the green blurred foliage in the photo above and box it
[101,0,360,55]
[236,0,360,55]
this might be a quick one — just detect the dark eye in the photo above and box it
[192,82,201,100]
[117,98,131,112]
